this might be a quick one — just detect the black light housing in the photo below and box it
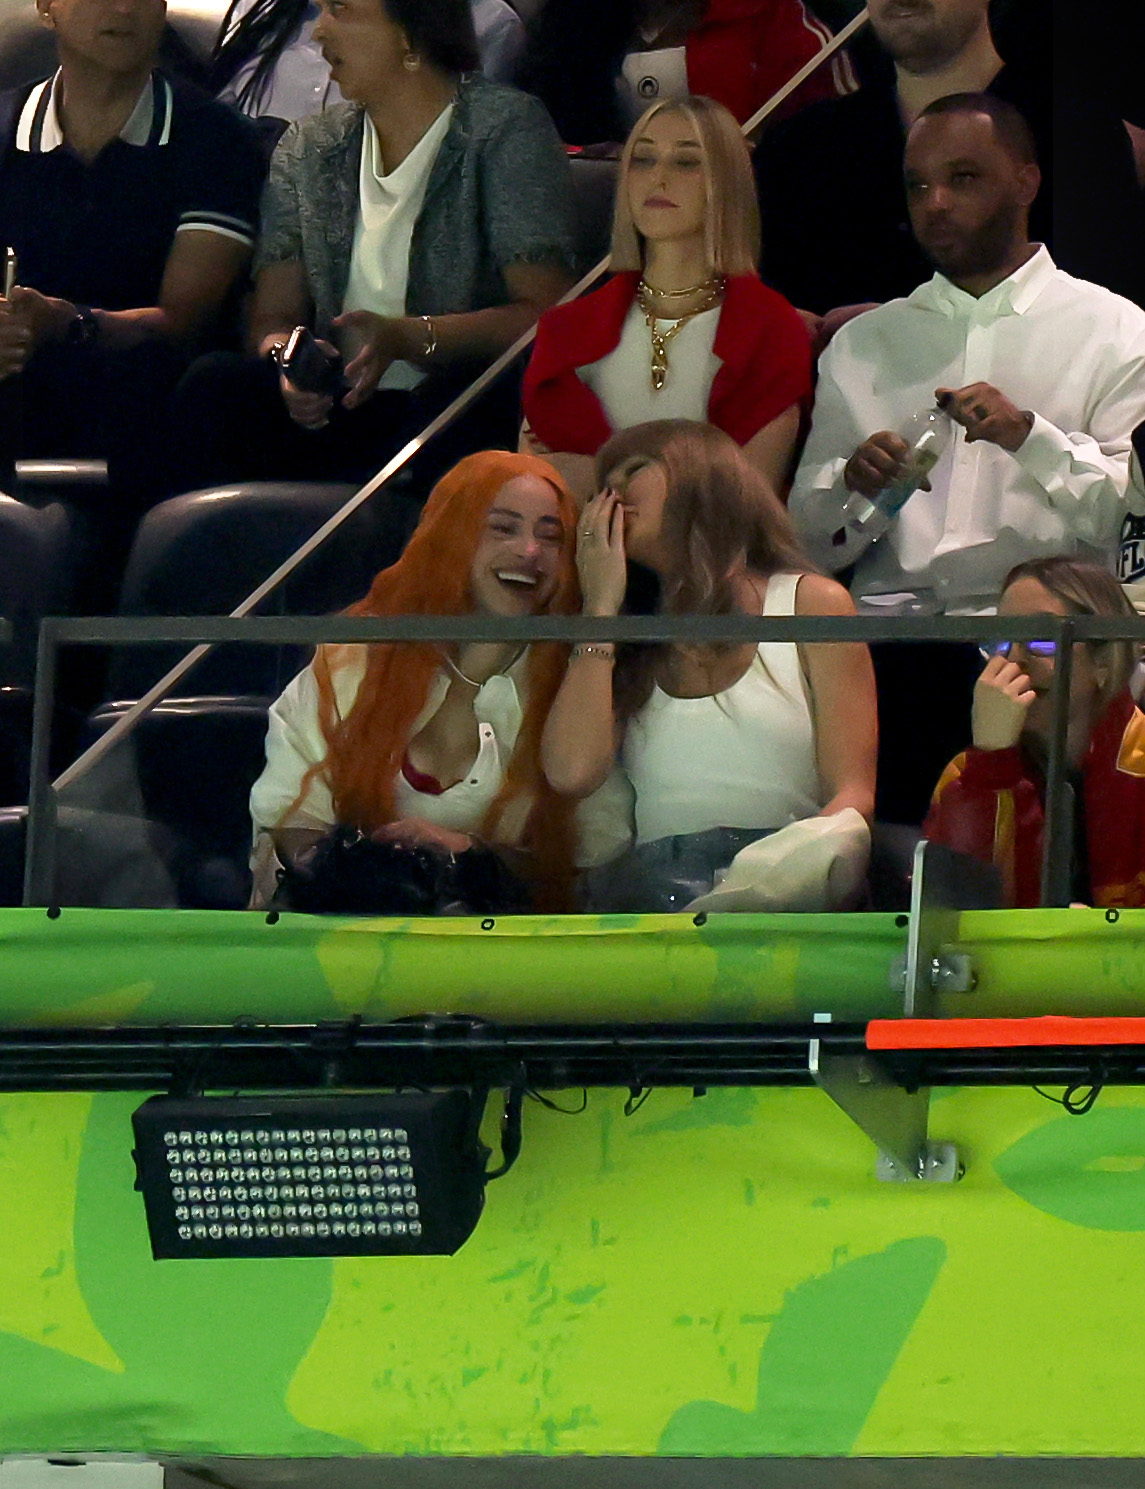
[132,1091,489,1259]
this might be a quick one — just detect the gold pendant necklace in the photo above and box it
[637,276,725,392]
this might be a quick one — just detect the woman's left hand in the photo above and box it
[371,817,474,855]
[331,310,408,409]
[577,489,628,617]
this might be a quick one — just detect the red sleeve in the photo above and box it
[923,748,1045,908]
[521,279,636,456]
[709,277,813,445]
[685,1,847,127]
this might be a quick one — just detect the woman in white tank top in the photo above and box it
[542,419,877,908]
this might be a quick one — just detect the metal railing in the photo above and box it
[47,9,870,801]
[25,606,1143,911]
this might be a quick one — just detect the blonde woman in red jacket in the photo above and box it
[925,557,1145,908]
[521,95,811,505]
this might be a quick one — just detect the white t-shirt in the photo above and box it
[577,301,720,428]
[618,45,689,127]
[340,104,453,392]
[622,574,823,844]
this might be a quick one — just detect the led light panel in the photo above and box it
[132,1092,487,1258]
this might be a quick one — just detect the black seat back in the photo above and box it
[109,480,420,698]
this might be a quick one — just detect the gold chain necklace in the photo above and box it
[640,275,722,300]
[637,276,725,392]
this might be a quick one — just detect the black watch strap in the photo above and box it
[65,305,99,349]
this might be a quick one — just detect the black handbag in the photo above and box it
[274,827,533,916]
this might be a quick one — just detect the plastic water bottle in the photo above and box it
[839,405,953,540]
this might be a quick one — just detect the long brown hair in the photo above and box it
[292,451,581,905]
[595,421,813,717]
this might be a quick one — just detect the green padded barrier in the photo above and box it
[0,908,907,1026]
[3,907,1145,1458]
[3,1083,1145,1458]
[2,906,1145,1028]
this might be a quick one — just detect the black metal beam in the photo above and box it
[3,1021,1145,1096]
[0,1020,864,1093]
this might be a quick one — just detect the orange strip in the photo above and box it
[867,1017,1145,1051]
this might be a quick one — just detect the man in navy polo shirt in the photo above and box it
[0,0,264,508]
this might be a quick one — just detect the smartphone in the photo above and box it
[279,324,345,397]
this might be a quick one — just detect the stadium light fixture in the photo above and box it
[132,1090,490,1258]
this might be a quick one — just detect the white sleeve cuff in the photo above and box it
[1011,410,1096,493]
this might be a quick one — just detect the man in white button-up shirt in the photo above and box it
[790,91,1145,822]
[791,93,1145,619]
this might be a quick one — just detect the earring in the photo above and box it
[402,50,420,71]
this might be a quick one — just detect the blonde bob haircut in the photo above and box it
[609,95,761,277]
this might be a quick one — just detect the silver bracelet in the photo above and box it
[419,314,437,361]
[569,644,616,663]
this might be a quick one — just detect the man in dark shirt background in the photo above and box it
[754,0,1049,316]
[1049,0,1145,309]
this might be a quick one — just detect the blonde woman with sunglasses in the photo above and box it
[925,557,1145,907]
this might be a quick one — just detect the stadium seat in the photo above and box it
[0,491,77,686]
[107,480,420,699]
[0,492,80,804]
[0,802,181,909]
[569,155,618,269]
[81,695,272,908]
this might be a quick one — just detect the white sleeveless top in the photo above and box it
[622,573,823,844]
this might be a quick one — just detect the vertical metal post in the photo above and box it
[23,618,60,907]
[1039,616,1075,907]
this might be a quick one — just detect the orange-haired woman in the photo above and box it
[250,450,632,911]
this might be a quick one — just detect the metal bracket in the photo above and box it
[812,843,999,1182]
[809,1040,941,1180]
[902,841,1001,1017]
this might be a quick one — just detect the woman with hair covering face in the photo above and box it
[521,97,811,506]
[541,420,877,912]
[250,451,632,912]
[926,557,1145,909]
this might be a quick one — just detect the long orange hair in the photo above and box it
[297,450,582,906]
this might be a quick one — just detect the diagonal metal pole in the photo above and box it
[50,11,868,798]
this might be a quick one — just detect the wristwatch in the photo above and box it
[65,304,99,348]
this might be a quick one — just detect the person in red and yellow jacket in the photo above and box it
[521,95,811,504]
[925,557,1145,908]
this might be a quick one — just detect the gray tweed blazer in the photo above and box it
[254,73,577,337]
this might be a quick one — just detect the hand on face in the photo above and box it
[576,489,628,618]
[971,652,1037,752]
[936,383,1033,452]
[843,431,913,497]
